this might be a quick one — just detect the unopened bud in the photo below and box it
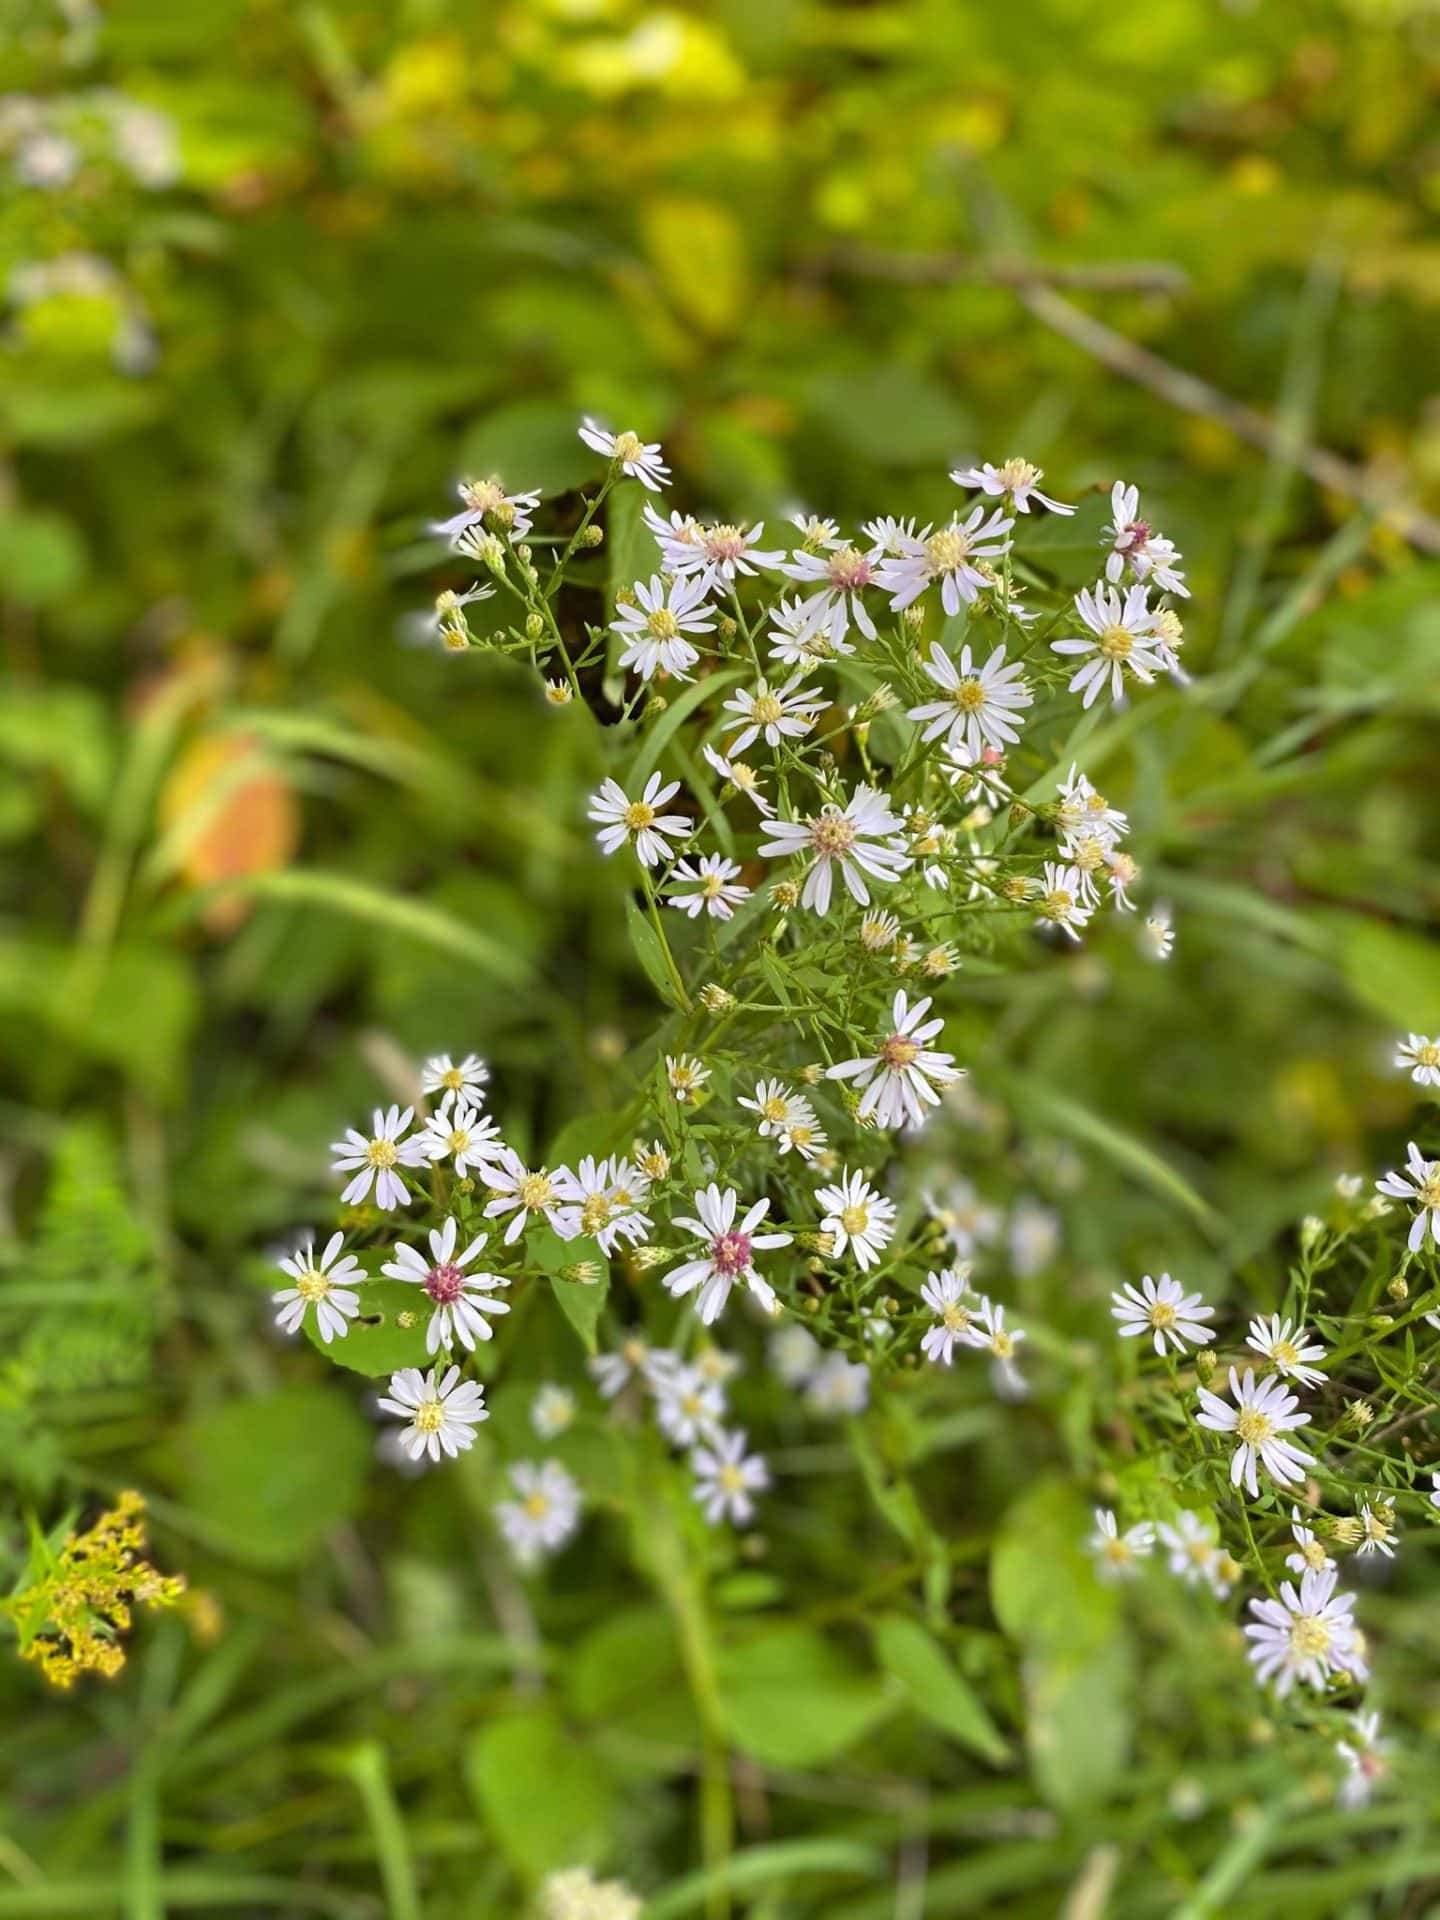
[798,1062,823,1086]
[856,683,897,722]
[881,1296,898,1317]
[643,693,669,719]
[1369,1313,1394,1330]
[615,584,638,608]
[516,543,533,565]
[799,1233,836,1259]
[1345,1400,1375,1431]
[771,880,799,910]
[1195,1348,1217,1385]
[699,983,735,1014]
[1329,1514,1364,1545]
[580,524,604,547]
[1299,1215,1325,1250]
[1386,1275,1408,1302]
[1002,875,1036,904]
[902,605,926,632]
[627,1245,670,1272]
[524,611,546,639]
[802,1294,821,1314]
[718,615,738,641]
[561,1261,603,1286]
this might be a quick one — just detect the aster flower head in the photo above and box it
[769,1321,821,1386]
[495,1459,583,1568]
[919,1266,979,1366]
[1156,1509,1225,1591]
[1357,1499,1398,1559]
[432,474,541,546]
[272,1232,364,1343]
[531,1384,576,1439]
[420,1052,489,1104]
[588,771,690,868]
[483,1148,572,1245]
[804,1351,871,1416]
[738,1078,808,1141]
[826,989,962,1131]
[1395,1032,1440,1088]
[1246,1313,1328,1389]
[578,418,670,491]
[1111,1272,1215,1356]
[382,1216,509,1354]
[815,1167,897,1272]
[758,782,911,916]
[1286,1506,1335,1577]
[665,853,750,921]
[951,457,1074,515]
[1142,902,1175,961]
[701,743,775,817]
[644,503,782,585]
[1087,1507,1155,1580]
[664,1183,793,1325]
[925,1178,1002,1260]
[724,674,825,756]
[1055,764,1129,852]
[907,641,1033,758]
[692,1427,769,1526]
[653,1363,727,1447]
[330,1105,429,1211]
[612,572,715,682]
[588,1333,662,1400]
[418,1098,504,1180]
[666,1053,710,1105]
[414,584,495,651]
[379,1364,488,1464]
[1196,1366,1315,1497]
[549,1155,653,1256]
[775,534,882,646]
[1375,1142,1440,1252]
[1034,861,1094,942]
[1244,1566,1361,1697]
[1103,482,1189,597]
[1052,582,1168,708]
[1337,1711,1390,1810]
[969,1295,1028,1396]
[875,504,1014,617]
[767,593,854,668]
[943,738,1011,808]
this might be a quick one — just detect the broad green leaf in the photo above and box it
[627,668,743,788]
[567,1606,701,1758]
[526,1221,609,1353]
[302,1280,432,1378]
[716,1626,890,1768]
[641,197,748,336]
[0,508,88,605]
[1330,914,1440,1031]
[990,1476,1117,1655]
[1024,1638,1133,1813]
[625,895,683,1009]
[0,938,196,1104]
[872,1615,1009,1765]
[466,1707,614,1883]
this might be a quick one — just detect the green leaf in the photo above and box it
[990,1476,1117,1655]
[641,1840,887,1919]
[0,507,88,605]
[625,895,681,1009]
[567,1605,701,1758]
[627,668,743,789]
[0,938,197,1104]
[1023,1638,1133,1813]
[872,1615,1009,1765]
[466,1708,615,1883]
[526,1222,608,1353]
[716,1626,890,1768]
[302,1280,432,1378]
[1330,914,1440,1031]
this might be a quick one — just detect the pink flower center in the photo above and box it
[881,1033,920,1069]
[1123,519,1151,548]
[710,1231,753,1277]
[425,1262,467,1305]
[827,547,873,590]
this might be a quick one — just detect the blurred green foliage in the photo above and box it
[2,0,1438,1912]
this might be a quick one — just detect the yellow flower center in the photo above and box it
[1418,1170,1440,1209]
[881,1034,920,1069]
[761,1095,789,1124]
[811,813,858,857]
[718,1463,746,1494]
[523,1492,551,1519]
[1300,1538,1327,1569]
[926,528,969,572]
[580,1194,613,1234]
[1236,1408,1274,1447]
[295,1268,330,1304]
[440,1067,465,1091]
[366,1138,398,1169]
[997,458,1037,490]
[839,1203,869,1235]
[951,677,986,713]
[447,1130,470,1155]
[623,800,656,832]
[1102,1537,1131,1564]
[702,871,725,897]
[991,1330,1015,1360]
[413,1399,445,1434]
[752,693,784,725]
[612,431,644,461]
[941,1303,971,1333]
[1149,1301,1177,1329]
[1272,1337,1299,1367]
[518,1172,553,1210]
[788,1124,814,1149]
[1098,623,1133,661]
[647,607,680,641]
[1043,888,1074,919]
[1289,1615,1331,1660]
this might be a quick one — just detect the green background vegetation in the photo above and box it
[2,0,1438,1912]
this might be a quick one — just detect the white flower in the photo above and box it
[1244,1566,1361,1696]
[943,739,1011,808]
[414,584,495,650]
[418,1098,505,1179]
[1009,1198,1061,1277]
[653,1363,727,1446]
[544,679,573,707]
[1375,1141,1440,1251]
[531,1384,576,1438]
[1246,1314,1328,1389]
[1052,582,1168,708]
[1055,764,1128,851]
[1111,1273,1215,1356]
[768,1322,821,1386]
[1336,1711,1389,1810]
[1142,903,1175,961]
[1286,1506,1335,1576]
[804,1351,871,1416]
[692,1428,769,1525]
[272,1232,364,1343]
[432,476,541,545]
[645,504,782,586]
[826,990,961,1130]
[1196,1366,1315,1497]
[1102,482,1189,597]
[775,538,881,646]
[815,1168,896,1272]
[1357,1500,1398,1559]
[541,1867,641,1920]
[495,1459,583,1568]
[969,1296,1028,1396]
[925,1179,1002,1260]
[666,1053,710,1104]
[549,1154,652,1255]
[665,853,750,921]
[875,505,1014,616]
[1433,1471,1440,1513]
[379,1364,488,1464]
[859,909,902,952]
[758,782,911,916]
[906,641,1033,758]
[578,419,670,491]
[330,1105,429,1211]
[588,772,690,867]
[701,744,775,817]
[724,674,824,756]
[483,1148,572,1245]
[420,1052,490,1103]
[737,1080,825,1160]
[951,457,1074,515]
[777,1105,827,1161]
[1034,861,1094,942]
[589,1333,661,1400]
[611,572,714,681]
[1087,1507,1155,1580]
[1156,1509,1224,1590]
[383,1217,510,1353]
[1395,1032,1440,1087]
[664,1184,793,1325]
[919,1266,979,1365]
[767,594,854,668]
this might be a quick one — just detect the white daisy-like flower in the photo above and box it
[968,1296,1028,1397]
[1055,764,1129,851]
[775,538,882,647]
[272,1232,364,1343]
[768,1322,821,1386]
[1156,1509,1223,1590]
[653,1363,727,1447]
[1395,1033,1440,1088]
[1111,1273,1215,1356]
[418,1098,505,1180]
[382,1216,510,1353]
[758,782,911,916]
[767,594,854,668]
[1375,1142,1440,1251]
[432,475,541,546]
[495,1459,583,1568]
[723,675,825,756]
[790,510,841,548]
[1052,582,1168,709]
[548,1154,652,1256]
[804,1351,871,1416]
[1009,1198,1061,1277]
[1102,482,1189,597]
[1246,1314,1328,1389]
[739,1078,806,1139]
[1142,903,1175,961]
[420,1052,490,1103]
[1357,1500,1398,1559]
[665,853,751,921]
[413,584,496,651]
[612,572,715,682]
[663,1183,793,1325]
[578,419,670,491]
[330,1105,429,1211]
[691,1428,769,1526]
[777,1105,827,1161]
[951,457,1074,515]
[588,1333,661,1400]
[859,909,902,952]
[875,505,1014,616]
[925,1179,1002,1260]
[666,1053,710,1105]
[379,1364,488,1464]
[588,772,690,867]
[531,1384,576,1439]
[907,641,1032,759]
[483,1148,572,1246]
[815,1167,896,1272]
[1336,1711,1389,1810]
[825,989,961,1130]
[1087,1507,1155,1581]
[859,514,921,555]
[644,504,782,586]
[1244,1566,1361,1697]
[1033,861,1094,942]
[1196,1366,1315,1497]
[1283,1507,1333,1578]
[1104,850,1141,913]
[942,739,1011,808]
[919,1266,979,1365]
[700,743,775,818]
[541,1868,641,1920]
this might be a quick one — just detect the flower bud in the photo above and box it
[771,880,799,910]
[718,615,738,641]
[856,683,897,722]
[1195,1348,1217,1384]
[902,605,926,632]
[1329,1514,1364,1545]
[1001,875,1036,904]
[627,1245,670,1272]
[1345,1400,1374,1431]
[643,693,669,720]
[580,524,604,547]
[699,983,736,1014]
[615,585,638,608]
[524,611,546,639]
[798,1062,823,1086]
[1386,1275,1408,1302]
[544,679,572,706]
[1299,1215,1325,1250]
